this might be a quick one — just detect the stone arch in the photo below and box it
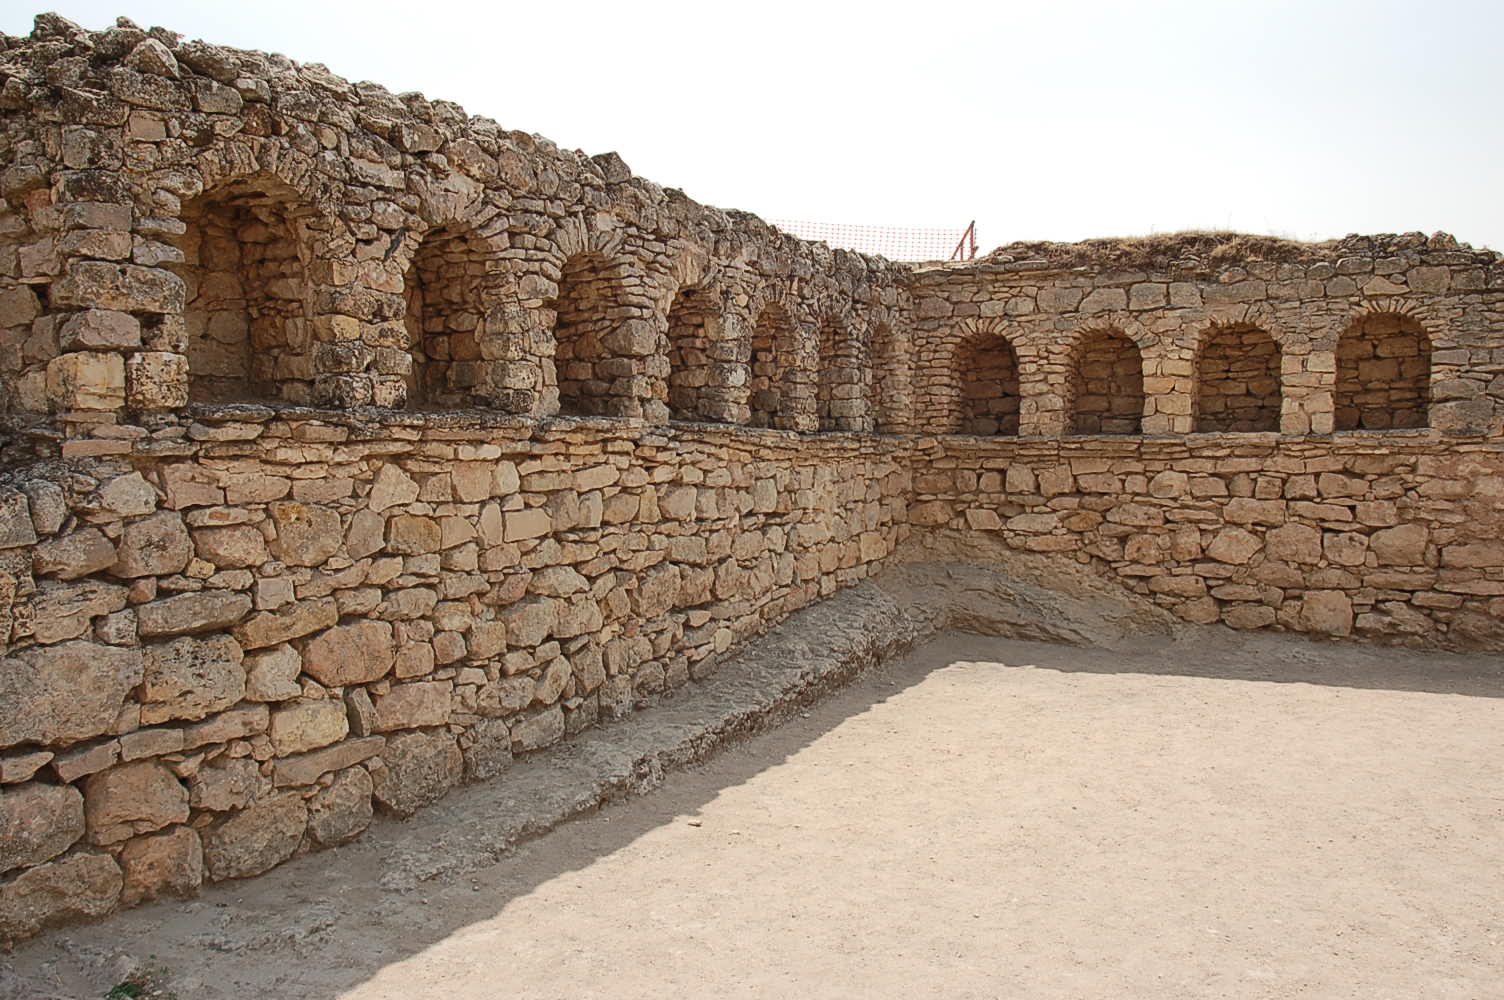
[869,312,912,434]
[746,300,801,429]
[1067,325,1145,435]
[958,330,1022,436]
[1194,321,1282,432]
[816,314,868,432]
[399,221,507,409]
[1336,308,1432,430]
[547,250,642,417]
[169,173,320,403]
[663,280,726,422]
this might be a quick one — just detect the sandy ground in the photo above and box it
[7,629,1502,999]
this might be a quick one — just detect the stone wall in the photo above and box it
[907,433,1504,644]
[0,14,1502,943]
[0,408,907,940]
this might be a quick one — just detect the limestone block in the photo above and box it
[182,705,269,751]
[372,681,452,732]
[345,509,385,559]
[126,351,188,410]
[303,620,395,686]
[84,761,189,845]
[1222,604,1277,629]
[371,729,462,817]
[57,309,139,351]
[111,511,192,578]
[1441,542,1504,569]
[502,596,559,648]
[1299,590,1354,636]
[462,718,513,781]
[307,766,373,846]
[0,490,37,551]
[511,706,565,753]
[1265,523,1322,565]
[136,591,252,637]
[504,508,552,541]
[530,565,588,597]
[0,782,85,874]
[272,735,384,788]
[368,464,419,512]
[387,514,440,554]
[233,597,338,649]
[268,502,341,566]
[269,701,349,756]
[0,641,143,749]
[244,644,302,702]
[202,793,308,881]
[1370,524,1428,566]
[33,527,116,579]
[0,853,122,942]
[22,481,66,535]
[1205,527,1261,564]
[192,524,269,568]
[140,635,245,724]
[119,825,202,906]
[52,261,184,313]
[188,758,262,811]
[32,580,128,643]
[46,352,126,410]
[555,597,603,638]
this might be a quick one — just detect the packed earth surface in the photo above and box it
[3,622,1500,1000]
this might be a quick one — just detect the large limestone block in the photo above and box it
[370,729,461,817]
[1370,524,1428,566]
[303,620,395,686]
[0,853,122,942]
[136,591,252,637]
[306,766,373,846]
[1265,523,1322,565]
[268,502,341,566]
[192,524,269,568]
[140,635,245,724]
[52,260,185,313]
[244,643,302,702]
[372,681,452,732]
[111,511,192,577]
[0,490,38,549]
[32,527,116,579]
[118,825,202,906]
[501,596,558,648]
[202,793,307,881]
[511,706,565,752]
[0,641,143,749]
[1205,527,1261,564]
[269,700,349,755]
[46,351,126,410]
[126,351,188,410]
[188,758,263,811]
[233,596,338,649]
[368,464,419,512]
[272,735,384,788]
[1299,590,1354,637]
[84,761,189,845]
[0,782,85,874]
[31,580,128,643]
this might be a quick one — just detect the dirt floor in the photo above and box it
[6,629,1502,999]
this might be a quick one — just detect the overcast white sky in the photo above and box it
[6,1,1501,252]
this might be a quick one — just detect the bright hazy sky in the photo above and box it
[6,1,1501,253]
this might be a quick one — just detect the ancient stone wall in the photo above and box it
[0,409,906,939]
[907,434,1503,643]
[0,14,1502,942]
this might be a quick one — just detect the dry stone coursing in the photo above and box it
[0,14,1500,944]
